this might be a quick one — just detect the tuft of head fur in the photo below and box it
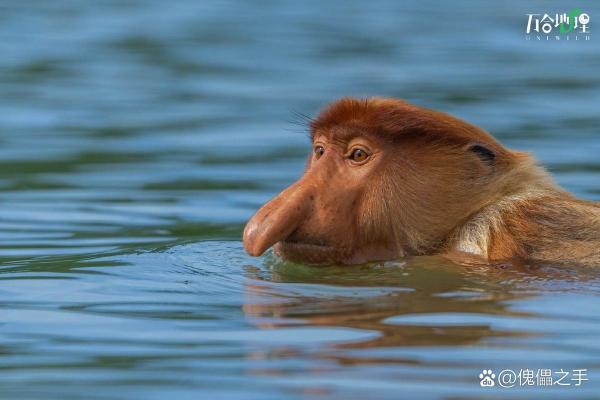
[312,97,508,156]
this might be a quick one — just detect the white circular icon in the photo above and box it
[579,13,590,25]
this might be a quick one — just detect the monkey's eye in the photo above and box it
[314,145,325,159]
[349,148,370,164]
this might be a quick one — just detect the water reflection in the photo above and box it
[244,253,548,351]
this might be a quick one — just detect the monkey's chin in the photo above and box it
[274,241,398,266]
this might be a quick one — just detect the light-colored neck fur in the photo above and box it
[448,157,600,266]
[451,188,548,258]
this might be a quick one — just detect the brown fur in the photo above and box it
[243,97,600,267]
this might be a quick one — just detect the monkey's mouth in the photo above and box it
[278,239,333,252]
[276,238,400,265]
[274,239,345,265]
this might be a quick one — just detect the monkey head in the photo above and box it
[243,97,520,265]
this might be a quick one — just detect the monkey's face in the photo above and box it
[243,128,397,265]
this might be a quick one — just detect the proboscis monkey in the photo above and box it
[243,97,600,266]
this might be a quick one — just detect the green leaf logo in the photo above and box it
[560,8,581,33]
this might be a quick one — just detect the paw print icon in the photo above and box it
[479,369,496,387]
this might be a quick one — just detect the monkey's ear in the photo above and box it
[465,142,496,165]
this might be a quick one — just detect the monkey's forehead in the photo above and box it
[310,97,500,148]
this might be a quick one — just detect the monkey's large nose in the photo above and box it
[243,181,311,257]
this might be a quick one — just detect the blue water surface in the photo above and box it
[0,1,599,399]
